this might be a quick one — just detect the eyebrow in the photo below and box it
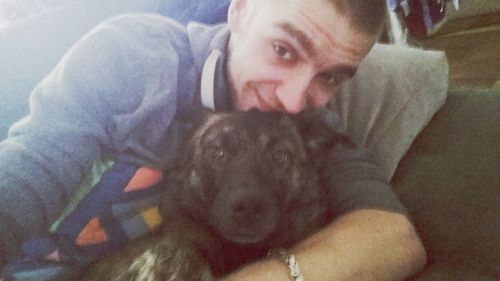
[277,22,316,57]
[277,22,358,79]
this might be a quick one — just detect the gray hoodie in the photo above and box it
[0,13,232,256]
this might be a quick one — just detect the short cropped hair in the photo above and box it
[327,0,387,37]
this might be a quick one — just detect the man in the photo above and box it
[0,0,426,280]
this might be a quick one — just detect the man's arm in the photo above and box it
[225,208,425,281]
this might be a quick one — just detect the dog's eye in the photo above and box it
[206,146,226,162]
[272,150,289,164]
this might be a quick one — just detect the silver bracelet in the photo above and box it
[274,249,305,281]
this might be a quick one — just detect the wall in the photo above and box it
[447,0,500,19]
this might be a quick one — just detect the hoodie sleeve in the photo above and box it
[300,109,407,217]
[0,14,184,256]
[321,140,408,217]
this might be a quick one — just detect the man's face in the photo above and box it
[227,0,376,113]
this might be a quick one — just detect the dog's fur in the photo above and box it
[84,110,352,281]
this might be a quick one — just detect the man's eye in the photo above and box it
[273,43,294,61]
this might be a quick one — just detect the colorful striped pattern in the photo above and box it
[1,161,166,280]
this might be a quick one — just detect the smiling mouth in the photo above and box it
[255,89,288,112]
[254,92,274,111]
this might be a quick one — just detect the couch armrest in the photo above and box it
[393,89,500,279]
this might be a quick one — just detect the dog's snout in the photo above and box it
[231,195,267,223]
[211,184,280,244]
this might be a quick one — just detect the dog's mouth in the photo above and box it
[228,231,270,244]
[218,222,278,245]
[211,208,280,245]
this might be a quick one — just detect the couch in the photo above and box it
[328,39,499,279]
[392,88,500,280]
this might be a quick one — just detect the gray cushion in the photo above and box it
[330,43,449,179]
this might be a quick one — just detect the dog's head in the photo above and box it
[161,110,338,246]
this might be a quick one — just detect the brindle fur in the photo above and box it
[84,110,350,281]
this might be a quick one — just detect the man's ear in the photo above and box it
[227,0,249,33]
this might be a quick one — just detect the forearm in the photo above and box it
[224,209,426,281]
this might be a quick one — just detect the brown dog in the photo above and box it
[85,110,352,281]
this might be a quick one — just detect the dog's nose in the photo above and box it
[230,194,268,223]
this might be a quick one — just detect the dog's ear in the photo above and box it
[179,111,230,165]
[292,108,355,156]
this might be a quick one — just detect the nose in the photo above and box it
[276,66,315,113]
[230,192,269,224]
